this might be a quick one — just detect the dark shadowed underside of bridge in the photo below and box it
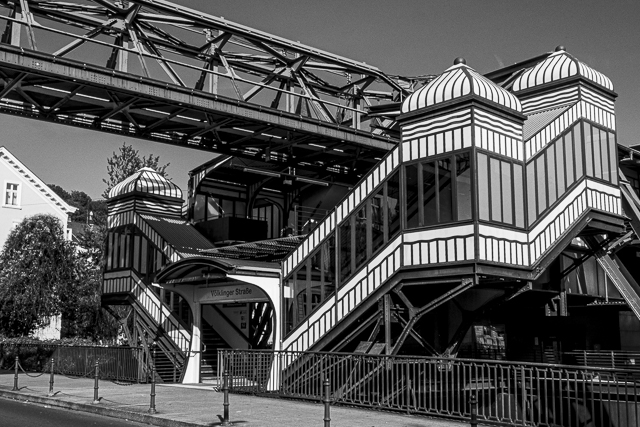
[0,0,437,184]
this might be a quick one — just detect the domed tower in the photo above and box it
[107,167,183,227]
[510,47,621,263]
[398,58,528,267]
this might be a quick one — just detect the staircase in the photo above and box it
[106,270,192,383]
[152,346,182,383]
[280,113,627,359]
[200,319,230,382]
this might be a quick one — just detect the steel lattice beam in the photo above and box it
[0,0,410,181]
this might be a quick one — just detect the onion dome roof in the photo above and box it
[108,167,182,200]
[401,58,522,114]
[512,46,613,92]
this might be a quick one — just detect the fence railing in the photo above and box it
[218,349,640,427]
[0,344,147,383]
[564,350,640,372]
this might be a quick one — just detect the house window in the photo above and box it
[4,182,20,207]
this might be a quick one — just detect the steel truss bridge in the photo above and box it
[0,0,431,182]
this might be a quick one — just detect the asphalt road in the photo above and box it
[0,397,150,427]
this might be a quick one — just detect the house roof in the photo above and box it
[401,59,522,114]
[0,146,76,215]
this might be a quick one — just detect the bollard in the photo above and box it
[48,358,55,397]
[469,392,478,427]
[221,369,230,426]
[323,378,331,427]
[93,361,100,404]
[148,344,157,414]
[12,355,19,391]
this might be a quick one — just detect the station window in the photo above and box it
[193,194,247,222]
[478,153,524,227]
[405,151,473,229]
[584,122,617,185]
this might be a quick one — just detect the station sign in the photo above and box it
[196,283,267,303]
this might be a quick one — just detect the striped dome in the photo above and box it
[401,60,522,114]
[512,47,613,92]
[108,167,182,200]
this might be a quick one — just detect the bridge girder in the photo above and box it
[0,0,411,181]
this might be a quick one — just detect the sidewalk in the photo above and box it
[0,371,469,427]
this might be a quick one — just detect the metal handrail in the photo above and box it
[218,349,640,427]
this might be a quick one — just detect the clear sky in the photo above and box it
[1,0,638,199]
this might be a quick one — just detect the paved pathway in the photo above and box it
[0,371,469,427]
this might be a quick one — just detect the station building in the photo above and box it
[101,47,640,383]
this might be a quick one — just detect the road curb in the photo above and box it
[0,389,207,427]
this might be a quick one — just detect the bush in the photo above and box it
[0,336,100,371]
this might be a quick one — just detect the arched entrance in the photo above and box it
[155,257,280,383]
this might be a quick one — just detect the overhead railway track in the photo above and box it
[0,0,419,181]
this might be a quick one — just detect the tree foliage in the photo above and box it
[4,144,172,340]
[102,142,170,198]
[0,214,78,336]
[49,185,100,224]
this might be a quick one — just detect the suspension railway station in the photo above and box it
[2,1,640,425]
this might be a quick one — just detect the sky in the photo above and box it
[1,0,639,200]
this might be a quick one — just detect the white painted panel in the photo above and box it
[463,126,472,148]
[466,237,475,260]
[456,238,465,261]
[402,142,411,162]
[479,237,486,260]
[405,244,414,267]
[445,130,453,152]
[454,128,462,150]
[447,239,455,262]
[429,241,438,263]
[421,242,429,264]
[438,240,446,263]
[411,139,419,161]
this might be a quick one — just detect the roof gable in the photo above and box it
[0,146,76,215]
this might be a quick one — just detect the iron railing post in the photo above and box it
[469,392,478,427]
[48,358,55,397]
[93,360,100,404]
[221,369,230,426]
[323,378,331,427]
[12,355,19,391]
[149,343,157,414]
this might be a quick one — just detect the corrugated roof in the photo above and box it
[523,104,571,141]
[139,214,215,256]
[201,235,305,262]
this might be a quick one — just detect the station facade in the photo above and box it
[102,47,640,383]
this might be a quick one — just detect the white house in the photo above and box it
[0,146,76,339]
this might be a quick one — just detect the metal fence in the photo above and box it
[0,343,147,383]
[218,349,640,427]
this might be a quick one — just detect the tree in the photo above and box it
[0,214,78,336]
[48,185,96,224]
[102,142,170,198]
